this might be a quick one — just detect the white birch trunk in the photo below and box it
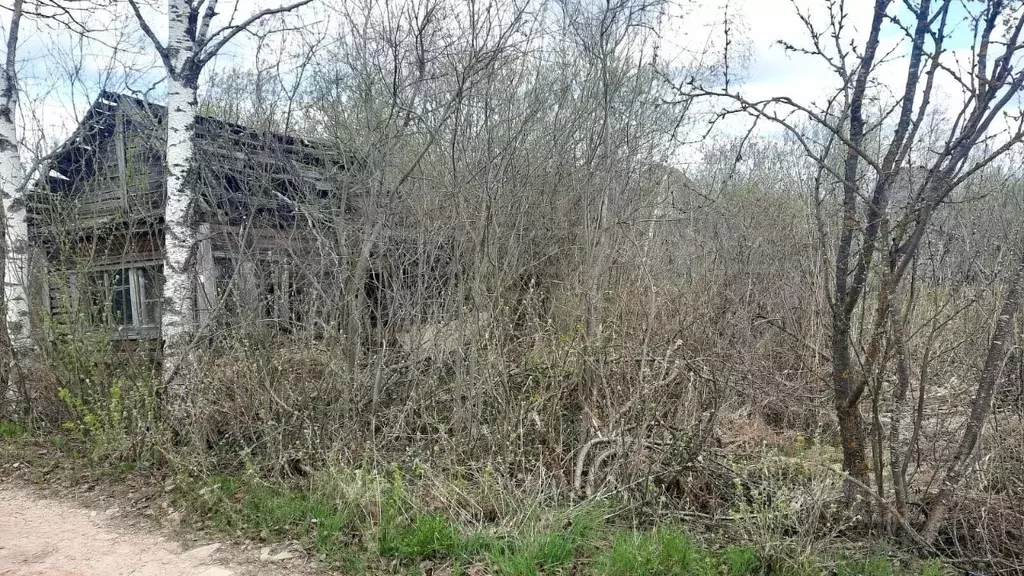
[133,0,310,394]
[0,116,30,350]
[161,0,200,391]
[1,6,33,358]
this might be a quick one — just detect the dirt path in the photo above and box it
[0,484,277,576]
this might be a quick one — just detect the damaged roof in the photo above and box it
[30,90,356,231]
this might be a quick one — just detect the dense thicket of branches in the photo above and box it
[7,0,1024,572]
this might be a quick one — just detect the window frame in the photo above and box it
[75,263,162,338]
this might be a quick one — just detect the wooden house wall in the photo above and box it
[29,117,164,230]
[204,224,347,333]
[30,93,359,342]
[75,126,163,223]
[43,229,163,321]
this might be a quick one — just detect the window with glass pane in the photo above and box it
[137,267,162,326]
[110,269,133,326]
[85,272,108,326]
[79,265,162,330]
[213,257,237,319]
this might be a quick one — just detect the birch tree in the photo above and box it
[2,0,101,405]
[0,0,31,397]
[127,0,311,394]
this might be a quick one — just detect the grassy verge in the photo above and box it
[1,426,947,576]
[0,419,27,440]
[171,468,946,576]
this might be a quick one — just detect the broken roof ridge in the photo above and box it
[94,89,334,152]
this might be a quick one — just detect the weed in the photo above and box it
[56,377,165,466]
[486,506,605,576]
[379,513,463,560]
[489,531,576,575]
[593,526,712,576]
[720,545,760,575]
[921,559,943,576]
[185,473,358,566]
[239,484,319,536]
[0,420,26,439]
[459,532,504,558]
[835,555,894,576]
[768,559,823,576]
[170,468,936,576]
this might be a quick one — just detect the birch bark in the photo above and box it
[127,0,313,395]
[1,0,33,386]
[160,0,200,393]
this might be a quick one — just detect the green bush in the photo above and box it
[56,375,165,466]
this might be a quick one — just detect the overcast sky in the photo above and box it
[1,0,1006,157]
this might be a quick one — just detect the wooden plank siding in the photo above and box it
[27,91,357,343]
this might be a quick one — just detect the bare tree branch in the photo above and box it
[199,0,314,66]
[126,0,173,72]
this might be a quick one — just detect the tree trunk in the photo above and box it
[0,0,32,408]
[922,259,1024,543]
[344,218,381,386]
[0,99,30,349]
[837,396,870,497]
[832,311,871,498]
[888,298,913,523]
[161,0,200,396]
[830,0,889,498]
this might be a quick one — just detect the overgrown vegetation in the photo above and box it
[153,465,943,575]
[4,0,1024,574]
[1,415,951,575]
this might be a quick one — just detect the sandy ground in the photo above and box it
[0,484,273,576]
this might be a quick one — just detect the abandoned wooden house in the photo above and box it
[27,91,358,343]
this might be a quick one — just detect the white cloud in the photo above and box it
[4,0,1019,161]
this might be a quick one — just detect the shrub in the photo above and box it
[0,419,26,439]
[57,376,165,466]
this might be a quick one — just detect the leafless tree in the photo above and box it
[1,0,119,412]
[126,0,312,401]
[0,0,32,404]
[689,0,1024,534]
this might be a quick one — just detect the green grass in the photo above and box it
[921,559,943,576]
[835,555,894,576]
[487,507,604,576]
[191,474,357,563]
[721,545,761,576]
[491,531,575,575]
[379,513,463,559]
[593,527,713,576]
[172,471,949,576]
[0,420,27,440]
[5,422,954,576]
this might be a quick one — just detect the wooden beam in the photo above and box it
[115,107,130,209]
[196,222,218,329]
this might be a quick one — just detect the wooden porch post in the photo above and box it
[196,222,217,328]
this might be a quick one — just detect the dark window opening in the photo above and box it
[82,265,162,330]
